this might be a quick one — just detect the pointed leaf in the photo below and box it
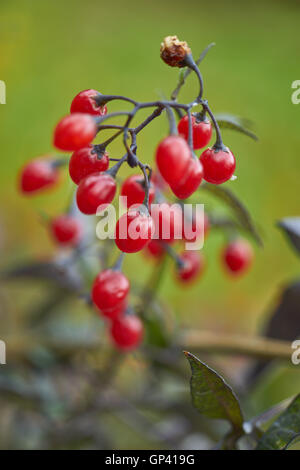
[278,217,300,256]
[256,394,300,450]
[201,182,262,246]
[184,351,244,432]
[215,114,258,141]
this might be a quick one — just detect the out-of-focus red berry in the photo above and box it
[177,251,205,283]
[222,239,253,276]
[19,159,59,194]
[50,215,82,246]
[110,315,143,351]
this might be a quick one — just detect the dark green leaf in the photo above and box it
[256,394,300,450]
[184,351,244,432]
[215,113,258,141]
[278,217,300,256]
[201,182,263,246]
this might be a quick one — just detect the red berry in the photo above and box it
[54,113,97,151]
[144,239,165,259]
[115,209,154,253]
[92,269,130,316]
[170,157,203,199]
[70,89,107,116]
[222,239,253,276]
[110,315,143,351]
[182,211,209,243]
[177,251,205,283]
[76,172,116,215]
[19,159,59,194]
[69,146,109,184]
[200,147,236,184]
[155,135,191,186]
[178,114,212,149]
[121,174,155,208]
[50,215,82,246]
[151,203,182,244]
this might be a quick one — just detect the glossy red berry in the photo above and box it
[178,114,212,149]
[115,209,154,253]
[155,135,191,186]
[92,269,130,317]
[54,113,97,151]
[76,172,116,215]
[19,159,59,194]
[200,147,236,184]
[170,157,203,199]
[69,146,109,184]
[70,89,107,116]
[121,174,155,208]
[144,239,165,260]
[151,203,183,244]
[110,315,143,351]
[177,251,205,283]
[222,239,253,276]
[50,215,82,246]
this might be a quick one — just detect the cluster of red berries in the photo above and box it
[18,69,252,351]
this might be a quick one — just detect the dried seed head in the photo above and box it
[160,35,191,67]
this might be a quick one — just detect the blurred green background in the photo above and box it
[0,0,300,440]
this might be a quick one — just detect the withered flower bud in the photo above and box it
[160,35,191,68]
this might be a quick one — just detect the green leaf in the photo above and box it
[201,182,263,246]
[184,351,244,432]
[256,394,300,450]
[215,113,258,141]
[278,217,300,256]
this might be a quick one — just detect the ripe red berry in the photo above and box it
[69,146,109,184]
[54,113,97,151]
[70,89,107,116]
[120,174,155,208]
[50,215,82,246]
[170,157,203,199]
[115,209,154,253]
[200,147,236,184]
[110,315,143,351]
[178,114,212,149]
[151,203,182,244]
[76,172,116,215]
[177,251,204,283]
[144,239,165,260]
[92,269,130,317]
[155,135,191,186]
[19,159,59,194]
[222,239,253,276]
